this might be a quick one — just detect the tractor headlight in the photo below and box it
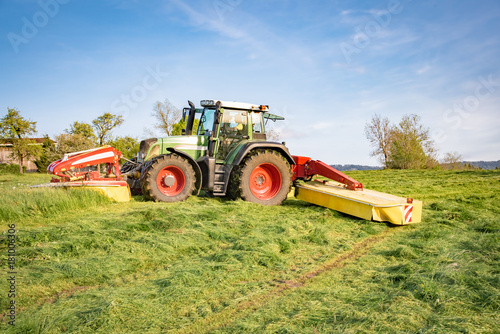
[200,100,216,107]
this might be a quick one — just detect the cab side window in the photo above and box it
[220,110,248,137]
[217,109,249,159]
[251,112,267,140]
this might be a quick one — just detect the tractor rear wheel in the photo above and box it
[141,155,195,202]
[230,150,292,206]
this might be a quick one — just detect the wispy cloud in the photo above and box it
[168,0,258,45]
[416,65,431,75]
[167,0,315,67]
[310,122,334,131]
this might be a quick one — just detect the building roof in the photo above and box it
[0,138,55,146]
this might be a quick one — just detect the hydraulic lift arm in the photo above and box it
[291,156,363,191]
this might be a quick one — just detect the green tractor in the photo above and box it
[122,100,295,205]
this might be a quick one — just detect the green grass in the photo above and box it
[0,173,112,229]
[0,170,498,333]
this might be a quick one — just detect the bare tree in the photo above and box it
[441,151,463,170]
[152,99,181,136]
[266,128,281,142]
[364,114,393,168]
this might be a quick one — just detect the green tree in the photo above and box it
[0,108,42,173]
[34,135,55,172]
[365,114,437,169]
[66,121,97,144]
[172,118,186,136]
[388,114,436,169]
[172,118,200,136]
[45,133,96,164]
[92,113,124,146]
[152,99,181,136]
[107,136,139,159]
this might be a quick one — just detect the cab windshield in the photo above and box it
[197,108,216,136]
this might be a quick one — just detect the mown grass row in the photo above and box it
[0,170,498,333]
[221,171,500,333]
[2,208,382,332]
[0,173,385,333]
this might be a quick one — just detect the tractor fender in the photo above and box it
[166,147,202,195]
[230,142,296,167]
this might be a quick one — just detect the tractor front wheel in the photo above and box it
[142,155,195,202]
[230,150,292,206]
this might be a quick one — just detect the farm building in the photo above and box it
[0,138,48,172]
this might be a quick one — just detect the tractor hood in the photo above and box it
[139,135,209,162]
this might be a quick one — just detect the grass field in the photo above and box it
[0,169,498,333]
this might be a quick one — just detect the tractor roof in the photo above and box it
[201,99,267,111]
[200,100,284,120]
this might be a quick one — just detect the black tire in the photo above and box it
[126,177,142,196]
[140,164,153,200]
[229,150,292,206]
[141,155,196,202]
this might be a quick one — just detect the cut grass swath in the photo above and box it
[0,170,498,333]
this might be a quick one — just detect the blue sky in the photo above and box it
[1,0,499,165]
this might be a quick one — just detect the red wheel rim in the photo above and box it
[249,163,282,200]
[156,166,185,196]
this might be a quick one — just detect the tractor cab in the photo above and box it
[184,100,284,160]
